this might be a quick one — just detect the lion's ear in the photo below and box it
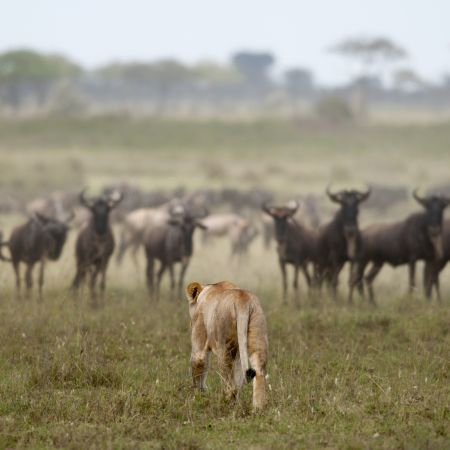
[186,282,203,304]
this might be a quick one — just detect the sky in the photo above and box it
[1,0,449,85]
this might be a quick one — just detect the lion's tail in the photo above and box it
[236,296,256,382]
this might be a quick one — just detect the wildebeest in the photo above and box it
[263,202,316,303]
[116,200,186,265]
[7,213,73,299]
[144,207,207,300]
[315,186,371,299]
[350,190,450,304]
[200,213,257,258]
[261,195,320,250]
[71,189,123,300]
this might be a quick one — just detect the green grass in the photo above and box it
[0,235,449,449]
[1,116,450,199]
[0,116,450,448]
[0,287,448,449]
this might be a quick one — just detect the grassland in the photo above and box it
[0,117,450,448]
[1,116,450,199]
[0,234,449,449]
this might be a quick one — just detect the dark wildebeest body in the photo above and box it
[314,187,370,300]
[8,214,71,299]
[263,203,316,303]
[145,209,207,300]
[71,190,123,300]
[423,218,450,301]
[351,191,450,304]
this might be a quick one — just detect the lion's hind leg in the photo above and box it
[249,352,267,410]
[191,350,210,391]
[218,348,238,401]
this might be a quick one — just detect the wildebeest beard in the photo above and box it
[344,227,359,260]
[46,227,68,260]
[428,228,444,260]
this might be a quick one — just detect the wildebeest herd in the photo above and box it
[1,185,450,305]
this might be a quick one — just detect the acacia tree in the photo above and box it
[231,51,274,83]
[393,68,426,92]
[0,49,81,110]
[330,36,408,117]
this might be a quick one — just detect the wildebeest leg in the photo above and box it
[130,242,141,272]
[365,262,382,305]
[279,258,288,304]
[89,266,100,303]
[146,256,154,299]
[99,259,109,299]
[330,261,344,299]
[423,262,433,299]
[155,262,166,301]
[178,259,190,299]
[302,264,311,288]
[116,230,127,265]
[168,263,175,298]
[13,261,21,299]
[38,259,45,301]
[25,263,34,299]
[71,263,87,292]
[292,264,299,290]
[313,264,324,293]
[408,260,416,295]
[424,261,443,302]
[349,261,366,303]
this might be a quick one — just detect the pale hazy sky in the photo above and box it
[2,0,449,84]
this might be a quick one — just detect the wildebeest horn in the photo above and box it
[355,187,371,203]
[108,190,124,208]
[412,188,427,207]
[79,189,94,209]
[326,185,343,204]
[286,200,299,214]
[262,202,273,215]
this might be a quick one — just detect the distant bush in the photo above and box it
[47,83,88,117]
[314,96,353,124]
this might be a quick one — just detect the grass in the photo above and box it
[0,235,449,449]
[0,116,450,448]
[1,116,450,199]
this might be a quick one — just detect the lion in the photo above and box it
[185,280,268,410]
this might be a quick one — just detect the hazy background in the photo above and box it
[3,0,450,85]
[1,0,450,119]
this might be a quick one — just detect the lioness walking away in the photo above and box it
[185,281,268,410]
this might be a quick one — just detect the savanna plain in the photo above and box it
[0,117,449,449]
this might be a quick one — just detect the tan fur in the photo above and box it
[186,280,268,410]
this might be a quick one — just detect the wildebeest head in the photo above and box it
[262,202,298,242]
[35,212,74,260]
[168,207,208,256]
[80,189,123,235]
[413,189,450,259]
[327,186,371,258]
